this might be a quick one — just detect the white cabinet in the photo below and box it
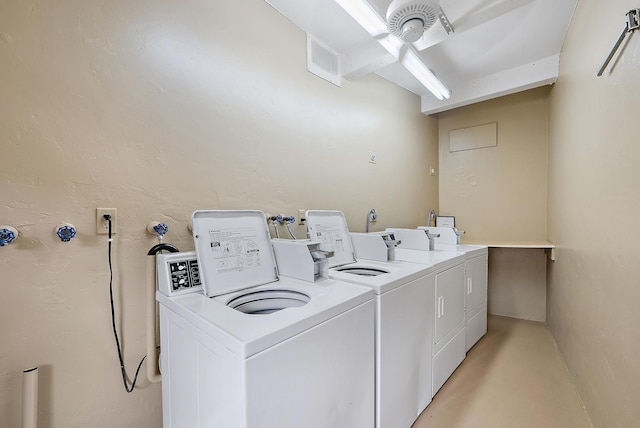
[432,262,466,396]
[464,253,488,352]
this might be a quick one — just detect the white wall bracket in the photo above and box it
[597,8,640,76]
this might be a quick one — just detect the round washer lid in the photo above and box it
[192,210,278,297]
[305,210,357,269]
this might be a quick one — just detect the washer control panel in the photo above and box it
[168,258,201,291]
[157,251,203,296]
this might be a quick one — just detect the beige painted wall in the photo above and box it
[437,88,551,321]
[0,1,438,426]
[547,0,640,426]
[437,87,550,241]
[488,248,547,322]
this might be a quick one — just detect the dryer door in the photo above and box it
[434,263,465,345]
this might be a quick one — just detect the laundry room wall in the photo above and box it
[0,0,438,427]
[436,88,551,321]
[547,0,640,426]
[437,87,550,242]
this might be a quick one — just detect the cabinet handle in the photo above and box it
[467,277,473,295]
[437,296,444,318]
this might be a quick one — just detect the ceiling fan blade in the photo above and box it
[341,38,398,79]
[335,0,450,99]
[456,0,535,33]
[413,0,535,51]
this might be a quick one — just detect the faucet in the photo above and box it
[453,227,465,245]
[381,233,401,261]
[365,208,377,233]
[424,230,440,251]
[427,210,437,227]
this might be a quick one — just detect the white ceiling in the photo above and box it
[265,0,579,114]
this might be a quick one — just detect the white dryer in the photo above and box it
[305,210,435,428]
[156,210,375,428]
[418,227,489,352]
[388,227,485,396]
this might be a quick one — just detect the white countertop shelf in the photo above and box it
[464,240,555,249]
[463,241,556,260]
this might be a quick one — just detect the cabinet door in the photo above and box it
[465,255,488,314]
[434,263,465,344]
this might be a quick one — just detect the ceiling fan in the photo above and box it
[385,0,454,43]
[335,0,453,99]
[336,0,535,100]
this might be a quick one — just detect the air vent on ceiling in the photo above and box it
[306,34,341,87]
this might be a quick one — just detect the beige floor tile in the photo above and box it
[412,316,592,428]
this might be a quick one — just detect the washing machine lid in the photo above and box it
[192,210,278,297]
[306,210,357,269]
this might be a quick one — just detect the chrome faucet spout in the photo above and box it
[424,230,440,251]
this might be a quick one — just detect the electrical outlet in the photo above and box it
[369,151,377,164]
[298,209,306,225]
[96,208,117,235]
[430,166,436,176]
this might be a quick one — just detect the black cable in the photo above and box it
[106,216,145,393]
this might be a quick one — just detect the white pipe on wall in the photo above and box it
[147,255,161,383]
[22,367,38,428]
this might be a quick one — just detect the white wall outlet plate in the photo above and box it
[96,208,117,235]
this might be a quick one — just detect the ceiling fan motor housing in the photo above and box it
[386,0,439,42]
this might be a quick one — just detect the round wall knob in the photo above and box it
[368,208,378,221]
[147,221,169,237]
[56,223,77,242]
[0,226,18,246]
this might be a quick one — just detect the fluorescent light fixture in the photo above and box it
[335,0,451,100]
[401,47,451,100]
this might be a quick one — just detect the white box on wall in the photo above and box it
[449,123,497,152]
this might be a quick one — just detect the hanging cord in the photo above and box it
[106,216,146,393]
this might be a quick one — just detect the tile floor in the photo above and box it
[412,315,593,428]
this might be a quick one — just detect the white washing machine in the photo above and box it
[156,210,375,428]
[305,210,435,428]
